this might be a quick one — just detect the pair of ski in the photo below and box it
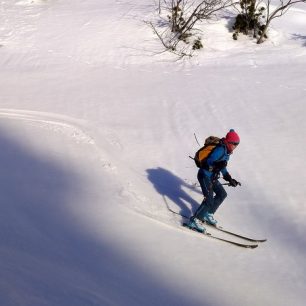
[180,215,267,249]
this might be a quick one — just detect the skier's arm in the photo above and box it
[205,147,227,172]
[221,167,229,177]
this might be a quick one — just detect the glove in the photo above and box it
[223,173,241,187]
[229,178,241,187]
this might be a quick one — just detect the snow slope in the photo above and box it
[0,0,306,305]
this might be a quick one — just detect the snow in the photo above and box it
[0,0,306,305]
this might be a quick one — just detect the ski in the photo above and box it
[201,221,267,243]
[169,209,266,243]
[182,223,258,249]
[132,208,258,248]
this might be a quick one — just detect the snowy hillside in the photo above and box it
[1,0,306,305]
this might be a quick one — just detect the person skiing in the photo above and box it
[186,129,241,233]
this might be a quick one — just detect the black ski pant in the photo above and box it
[193,169,227,220]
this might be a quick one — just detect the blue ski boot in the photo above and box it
[185,218,206,233]
[203,212,217,225]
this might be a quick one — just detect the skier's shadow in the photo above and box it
[146,167,201,217]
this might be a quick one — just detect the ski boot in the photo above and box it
[185,218,206,233]
[203,212,218,225]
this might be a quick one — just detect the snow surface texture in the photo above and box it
[0,0,306,305]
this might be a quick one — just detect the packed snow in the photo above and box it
[0,0,306,305]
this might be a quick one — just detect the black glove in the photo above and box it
[223,173,241,187]
[229,178,241,187]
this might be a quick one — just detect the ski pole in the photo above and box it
[194,133,201,147]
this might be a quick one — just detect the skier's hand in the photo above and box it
[223,173,241,187]
[228,178,241,187]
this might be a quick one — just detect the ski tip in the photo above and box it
[247,244,258,249]
[257,239,267,243]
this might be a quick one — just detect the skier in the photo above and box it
[186,129,241,233]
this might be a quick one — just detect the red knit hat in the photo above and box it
[225,129,240,144]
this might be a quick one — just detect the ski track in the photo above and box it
[0,108,117,171]
[0,108,94,144]
[0,108,148,204]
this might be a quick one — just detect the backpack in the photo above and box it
[194,136,220,168]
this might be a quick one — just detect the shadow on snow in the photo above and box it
[291,33,306,46]
[146,167,201,218]
[0,131,206,306]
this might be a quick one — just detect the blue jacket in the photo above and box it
[202,143,230,179]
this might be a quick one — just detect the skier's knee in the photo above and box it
[220,189,227,201]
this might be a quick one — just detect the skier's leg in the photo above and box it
[210,180,227,214]
[193,170,214,220]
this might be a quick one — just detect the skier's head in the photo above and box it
[224,129,240,153]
